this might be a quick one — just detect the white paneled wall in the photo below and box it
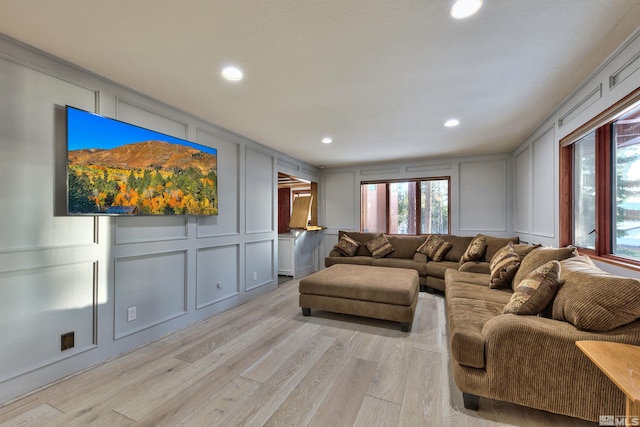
[0,35,319,403]
[459,158,508,233]
[318,155,514,263]
[512,30,640,279]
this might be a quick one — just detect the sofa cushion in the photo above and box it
[480,235,520,262]
[512,243,541,260]
[446,269,494,287]
[371,257,428,276]
[458,261,491,275]
[552,256,640,331]
[460,235,487,264]
[489,243,521,289]
[366,234,395,259]
[512,246,576,289]
[503,260,561,315]
[426,260,460,279]
[445,270,513,304]
[442,235,474,262]
[386,235,429,259]
[334,234,360,257]
[447,297,505,368]
[447,282,514,304]
[417,235,452,261]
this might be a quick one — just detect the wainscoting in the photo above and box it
[0,280,596,426]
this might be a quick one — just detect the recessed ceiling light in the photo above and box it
[450,0,483,19]
[221,66,243,81]
[322,137,333,144]
[444,119,460,127]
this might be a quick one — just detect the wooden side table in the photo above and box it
[576,340,640,426]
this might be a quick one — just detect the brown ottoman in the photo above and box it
[299,264,419,332]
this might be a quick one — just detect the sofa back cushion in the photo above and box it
[512,246,576,289]
[480,235,520,262]
[386,235,429,259]
[441,235,474,262]
[552,255,640,331]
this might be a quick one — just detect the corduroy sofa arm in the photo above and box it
[481,314,640,421]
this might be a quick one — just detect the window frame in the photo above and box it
[560,87,640,271]
[360,176,451,235]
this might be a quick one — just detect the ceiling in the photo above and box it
[2,1,640,168]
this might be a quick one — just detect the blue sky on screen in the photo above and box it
[66,107,217,156]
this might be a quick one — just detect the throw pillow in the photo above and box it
[551,256,640,331]
[366,234,395,259]
[512,246,576,290]
[489,243,521,289]
[417,235,452,261]
[334,234,360,257]
[503,260,561,315]
[459,235,487,265]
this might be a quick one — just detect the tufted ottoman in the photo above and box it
[299,264,419,332]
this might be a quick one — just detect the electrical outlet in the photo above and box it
[217,282,222,289]
[127,306,136,322]
[253,272,258,281]
[61,331,74,351]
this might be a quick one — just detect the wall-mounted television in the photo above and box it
[66,106,217,216]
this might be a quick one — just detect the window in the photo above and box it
[561,91,640,266]
[573,131,596,249]
[612,111,640,259]
[361,178,449,234]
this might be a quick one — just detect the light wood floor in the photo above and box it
[0,279,597,427]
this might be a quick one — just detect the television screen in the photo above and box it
[66,106,217,216]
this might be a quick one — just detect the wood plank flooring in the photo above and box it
[0,279,597,426]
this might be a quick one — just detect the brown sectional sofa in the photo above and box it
[324,232,640,422]
[445,248,640,422]
[325,230,518,292]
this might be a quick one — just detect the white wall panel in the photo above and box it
[532,129,556,238]
[245,148,274,234]
[245,240,273,291]
[114,216,189,244]
[0,35,316,404]
[514,147,531,234]
[197,129,239,237]
[196,244,239,308]
[115,98,188,139]
[458,159,507,232]
[0,262,96,382]
[323,171,357,230]
[0,56,97,250]
[114,251,186,339]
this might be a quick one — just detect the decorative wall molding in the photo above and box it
[610,50,640,89]
[558,84,602,128]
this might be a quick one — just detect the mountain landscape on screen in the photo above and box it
[68,140,218,215]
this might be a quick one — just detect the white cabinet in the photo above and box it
[278,234,295,276]
[278,231,317,278]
